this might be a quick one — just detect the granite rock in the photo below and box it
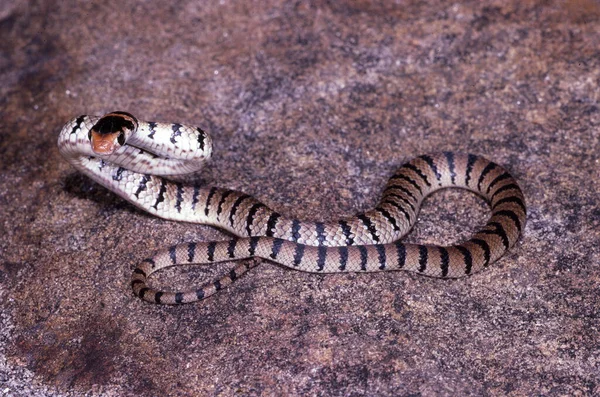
[1,0,599,395]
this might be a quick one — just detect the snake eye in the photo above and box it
[117,132,125,146]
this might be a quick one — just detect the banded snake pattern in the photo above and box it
[58,111,526,304]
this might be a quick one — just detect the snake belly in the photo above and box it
[58,112,526,304]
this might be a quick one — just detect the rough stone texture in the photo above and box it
[1,0,599,395]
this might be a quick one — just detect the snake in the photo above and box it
[58,111,526,305]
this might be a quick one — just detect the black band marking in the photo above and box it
[443,152,456,185]
[421,155,442,185]
[134,175,151,198]
[216,190,233,217]
[266,212,281,237]
[152,179,167,210]
[154,292,163,304]
[420,155,441,184]
[248,236,260,256]
[270,239,284,259]
[404,163,431,187]
[465,154,477,187]
[229,195,250,228]
[493,209,522,233]
[171,123,183,144]
[385,192,415,212]
[418,245,428,273]
[207,241,217,261]
[142,258,156,269]
[338,246,348,271]
[492,196,526,214]
[191,185,201,210]
[376,245,386,270]
[487,172,511,194]
[196,127,206,150]
[395,241,406,268]
[358,245,368,271]
[131,279,144,289]
[317,246,327,271]
[148,122,157,139]
[196,288,205,300]
[375,207,399,231]
[480,222,510,249]
[291,219,301,242]
[204,187,218,216]
[357,214,379,243]
[71,115,86,135]
[175,292,184,304]
[246,203,266,236]
[227,239,238,258]
[293,243,305,267]
[382,200,412,223]
[384,184,417,203]
[316,222,326,246]
[188,242,196,262]
[389,173,423,195]
[113,167,125,181]
[477,162,497,192]
[471,238,491,267]
[339,220,354,246]
[491,183,520,201]
[456,246,473,275]
[169,245,177,264]
[175,183,184,213]
[439,247,449,277]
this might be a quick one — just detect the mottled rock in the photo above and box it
[1,0,599,395]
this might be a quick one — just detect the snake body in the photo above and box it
[58,112,526,304]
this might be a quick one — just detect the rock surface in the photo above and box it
[1,0,599,395]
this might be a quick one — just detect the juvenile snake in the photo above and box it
[58,111,526,305]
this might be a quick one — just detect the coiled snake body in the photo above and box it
[58,112,526,304]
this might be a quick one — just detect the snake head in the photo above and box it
[89,111,138,155]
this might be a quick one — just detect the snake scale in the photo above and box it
[58,111,526,305]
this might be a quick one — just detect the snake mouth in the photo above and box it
[91,131,120,155]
